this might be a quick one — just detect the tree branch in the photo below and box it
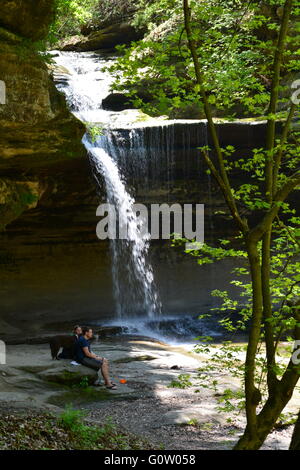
[182,0,247,235]
[249,170,300,243]
[265,0,294,200]
[273,103,297,195]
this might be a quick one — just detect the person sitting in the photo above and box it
[75,326,117,390]
[57,325,82,360]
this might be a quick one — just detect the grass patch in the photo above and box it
[0,407,152,450]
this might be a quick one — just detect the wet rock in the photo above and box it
[102,93,133,111]
[62,23,142,52]
[95,326,126,338]
[0,3,102,342]
[113,355,157,364]
[111,120,275,149]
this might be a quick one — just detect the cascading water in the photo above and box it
[85,139,161,319]
[52,51,223,341]
[53,52,161,319]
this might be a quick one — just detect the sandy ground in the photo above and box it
[0,337,299,450]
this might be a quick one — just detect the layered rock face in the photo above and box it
[0,0,55,40]
[0,1,87,230]
[0,1,102,339]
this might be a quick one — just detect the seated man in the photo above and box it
[75,326,116,390]
[57,325,82,360]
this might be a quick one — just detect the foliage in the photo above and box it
[91,0,138,29]
[168,373,193,388]
[172,135,300,414]
[217,388,245,413]
[175,207,300,340]
[86,123,104,142]
[58,405,115,448]
[48,0,139,44]
[177,0,300,450]
[19,191,39,207]
[58,406,148,449]
[107,0,300,118]
[77,376,89,388]
[58,405,87,432]
[48,0,98,44]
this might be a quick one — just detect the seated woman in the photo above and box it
[57,325,82,360]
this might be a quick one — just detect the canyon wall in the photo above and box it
[0,3,271,341]
[0,1,100,340]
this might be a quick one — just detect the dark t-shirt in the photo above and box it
[58,334,78,360]
[75,336,91,362]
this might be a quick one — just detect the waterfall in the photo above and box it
[53,51,161,319]
[85,138,161,318]
[101,125,176,195]
[53,51,217,332]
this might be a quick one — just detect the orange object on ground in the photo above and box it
[119,379,127,384]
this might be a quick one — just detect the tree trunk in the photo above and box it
[290,411,300,449]
[183,0,299,450]
[235,382,292,450]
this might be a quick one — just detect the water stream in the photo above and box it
[54,51,161,320]
[52,51,222,341]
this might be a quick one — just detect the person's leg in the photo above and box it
[80,357,116,388]
[80,357,103,385]
[100,358,114,387]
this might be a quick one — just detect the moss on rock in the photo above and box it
[0,0,55,41]
[37,366,97,386]
[0,0,86,231]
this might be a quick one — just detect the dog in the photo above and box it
[49,335,77,360]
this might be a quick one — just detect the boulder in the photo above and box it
[37,363,97,386]
[95,326,125,337]
[102,93,133,111]
[62,23,142,52]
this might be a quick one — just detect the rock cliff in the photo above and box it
[0,1,103,340]
[0,0,87,230]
